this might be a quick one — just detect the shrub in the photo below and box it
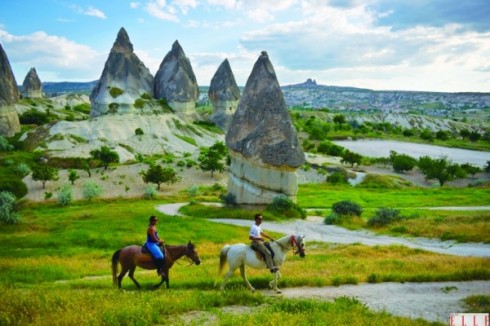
[0,136,14,151]
[143,184,157,199]
[82,181,103,201]
[141,93,152,100]
[368,207,405,226]
[323,213,339,225]
[391,154,417,173]
[109,87,124,98]
[73,103,91,114]
[220,192,237,208]
[332,200,362,217]
[44,192,53,200]
[57,184,73,206]
[0,191,19,224]
[134,98,146,109]
[19,109,49,125]
[68,169,80,185]
[135,128,144,135]
[326,170,348,184]
[0,179,28,199]
[15,163,31,177]
[266,195,306,219]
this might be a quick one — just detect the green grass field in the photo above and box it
[1,198,489,325]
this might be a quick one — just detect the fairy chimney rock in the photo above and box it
[0,43,21,137]
[153,40,199,120]
[225,51,304,204]
[208,59,241,130]
[89,27,154,117]
[22,67,43,98]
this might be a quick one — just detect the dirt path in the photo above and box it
[156,203,490,323]
[156,203,490,257]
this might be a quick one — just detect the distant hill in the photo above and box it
[41,80,98,96]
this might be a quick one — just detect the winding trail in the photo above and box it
[155,203,490,323]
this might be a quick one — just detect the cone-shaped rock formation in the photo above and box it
[208,59,240,130]
[0,43,20,137]
[22,67,43,98]
[90,27,154,117]
[154,41,198,120]
[225,51,304,204]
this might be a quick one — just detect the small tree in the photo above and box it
[68,169,80,185]
[32,165,59,189]
[485,161,490,173]
[0,191,19,224]
[460,129,470,139]
[391,153,417,173]
[332,200,362,217]
[142,165,180,190]
[418,156,464,186]
[341,150,362,167]
[333,114,346,125]
[15,163,31,177]
[198,141,228,177]
[90,146,119,170]
[469,131,481,142]
[82,181,103,201]
[57,184,73,206]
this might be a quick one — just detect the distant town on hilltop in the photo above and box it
[39,78,490,115]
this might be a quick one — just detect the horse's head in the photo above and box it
[186,241,201,265]
[291,234,306,258]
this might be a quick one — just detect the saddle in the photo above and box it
[141,243,165,261]
[251,242,275,261]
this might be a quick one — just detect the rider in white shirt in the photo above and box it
[249,213,278,273]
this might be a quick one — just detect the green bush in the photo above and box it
[19,110,49,125]
[0,191,20,224]
[143,184,157,199]
[0,179,28,199]
[323,213,339,225]
[73,103,91,114]
[0,136,14,151]
[57,185,73,206]
[82,181,103,201]
[134,98,145,109]
[14,163,31,177]
[135,128,144,135]
[326,170,348,184]
[109,87,124,98]
[219,193,237,208]
[266,195,306,219]
[368,207,405,226]
[332,200,362,217]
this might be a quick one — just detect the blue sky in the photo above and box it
[1,0,489,92]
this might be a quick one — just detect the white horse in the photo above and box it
[218,234,306,293]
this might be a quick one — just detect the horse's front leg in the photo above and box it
[269,271,281,294]
[239,265,255,292]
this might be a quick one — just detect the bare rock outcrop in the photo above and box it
[208,59,240,130]
[225,51,304,204]
[153,41,198,120]
[22,67,43,98]
[90,27,153,117]
[0,42,20,137]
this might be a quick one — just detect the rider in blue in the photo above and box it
[145,215,165,276]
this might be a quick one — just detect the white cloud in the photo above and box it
[173,0,198,14]
[0,29,103,81]
[145,0,179,22]
[84,6,107,19]
[130,2,141,9]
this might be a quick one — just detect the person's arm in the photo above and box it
[249,225,263,241]
[260,231,274,241]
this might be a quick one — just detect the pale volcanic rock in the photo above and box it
[22,67,43,98]
[90,27,153,117]
[208,59,241,130]
[0,42,20,137]
[225,51,304,204]
[153,41,199,120]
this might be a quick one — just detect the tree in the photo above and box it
[469,131,481,142]
[341,150,362,167]
[435,130,449,141]
[32,165,59,189]
[68,169,80,185]
[90,146,119,170]
[333,114,346,125]
[417,156,464,186]
[81,159,98,177]
[198,141,228,177]
[142,165,180,190]
[390,151,417,173]
[460,129,470,139]
[485,161,490,173]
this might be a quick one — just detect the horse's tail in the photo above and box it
[218,245,231,276]
[111,249,121,287]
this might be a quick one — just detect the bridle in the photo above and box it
[290,235,305,257]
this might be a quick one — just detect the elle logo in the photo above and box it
[450,313,489,326]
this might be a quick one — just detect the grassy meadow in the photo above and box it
[1,196,489,325]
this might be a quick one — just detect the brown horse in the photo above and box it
[111,241,201,289]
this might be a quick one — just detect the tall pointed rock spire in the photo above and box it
[225,51,304,204]
[90,27,153,117]
[22,67,43,98]
[0,42,21,136]
[154,40,198,120]
[208,59,240,130]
